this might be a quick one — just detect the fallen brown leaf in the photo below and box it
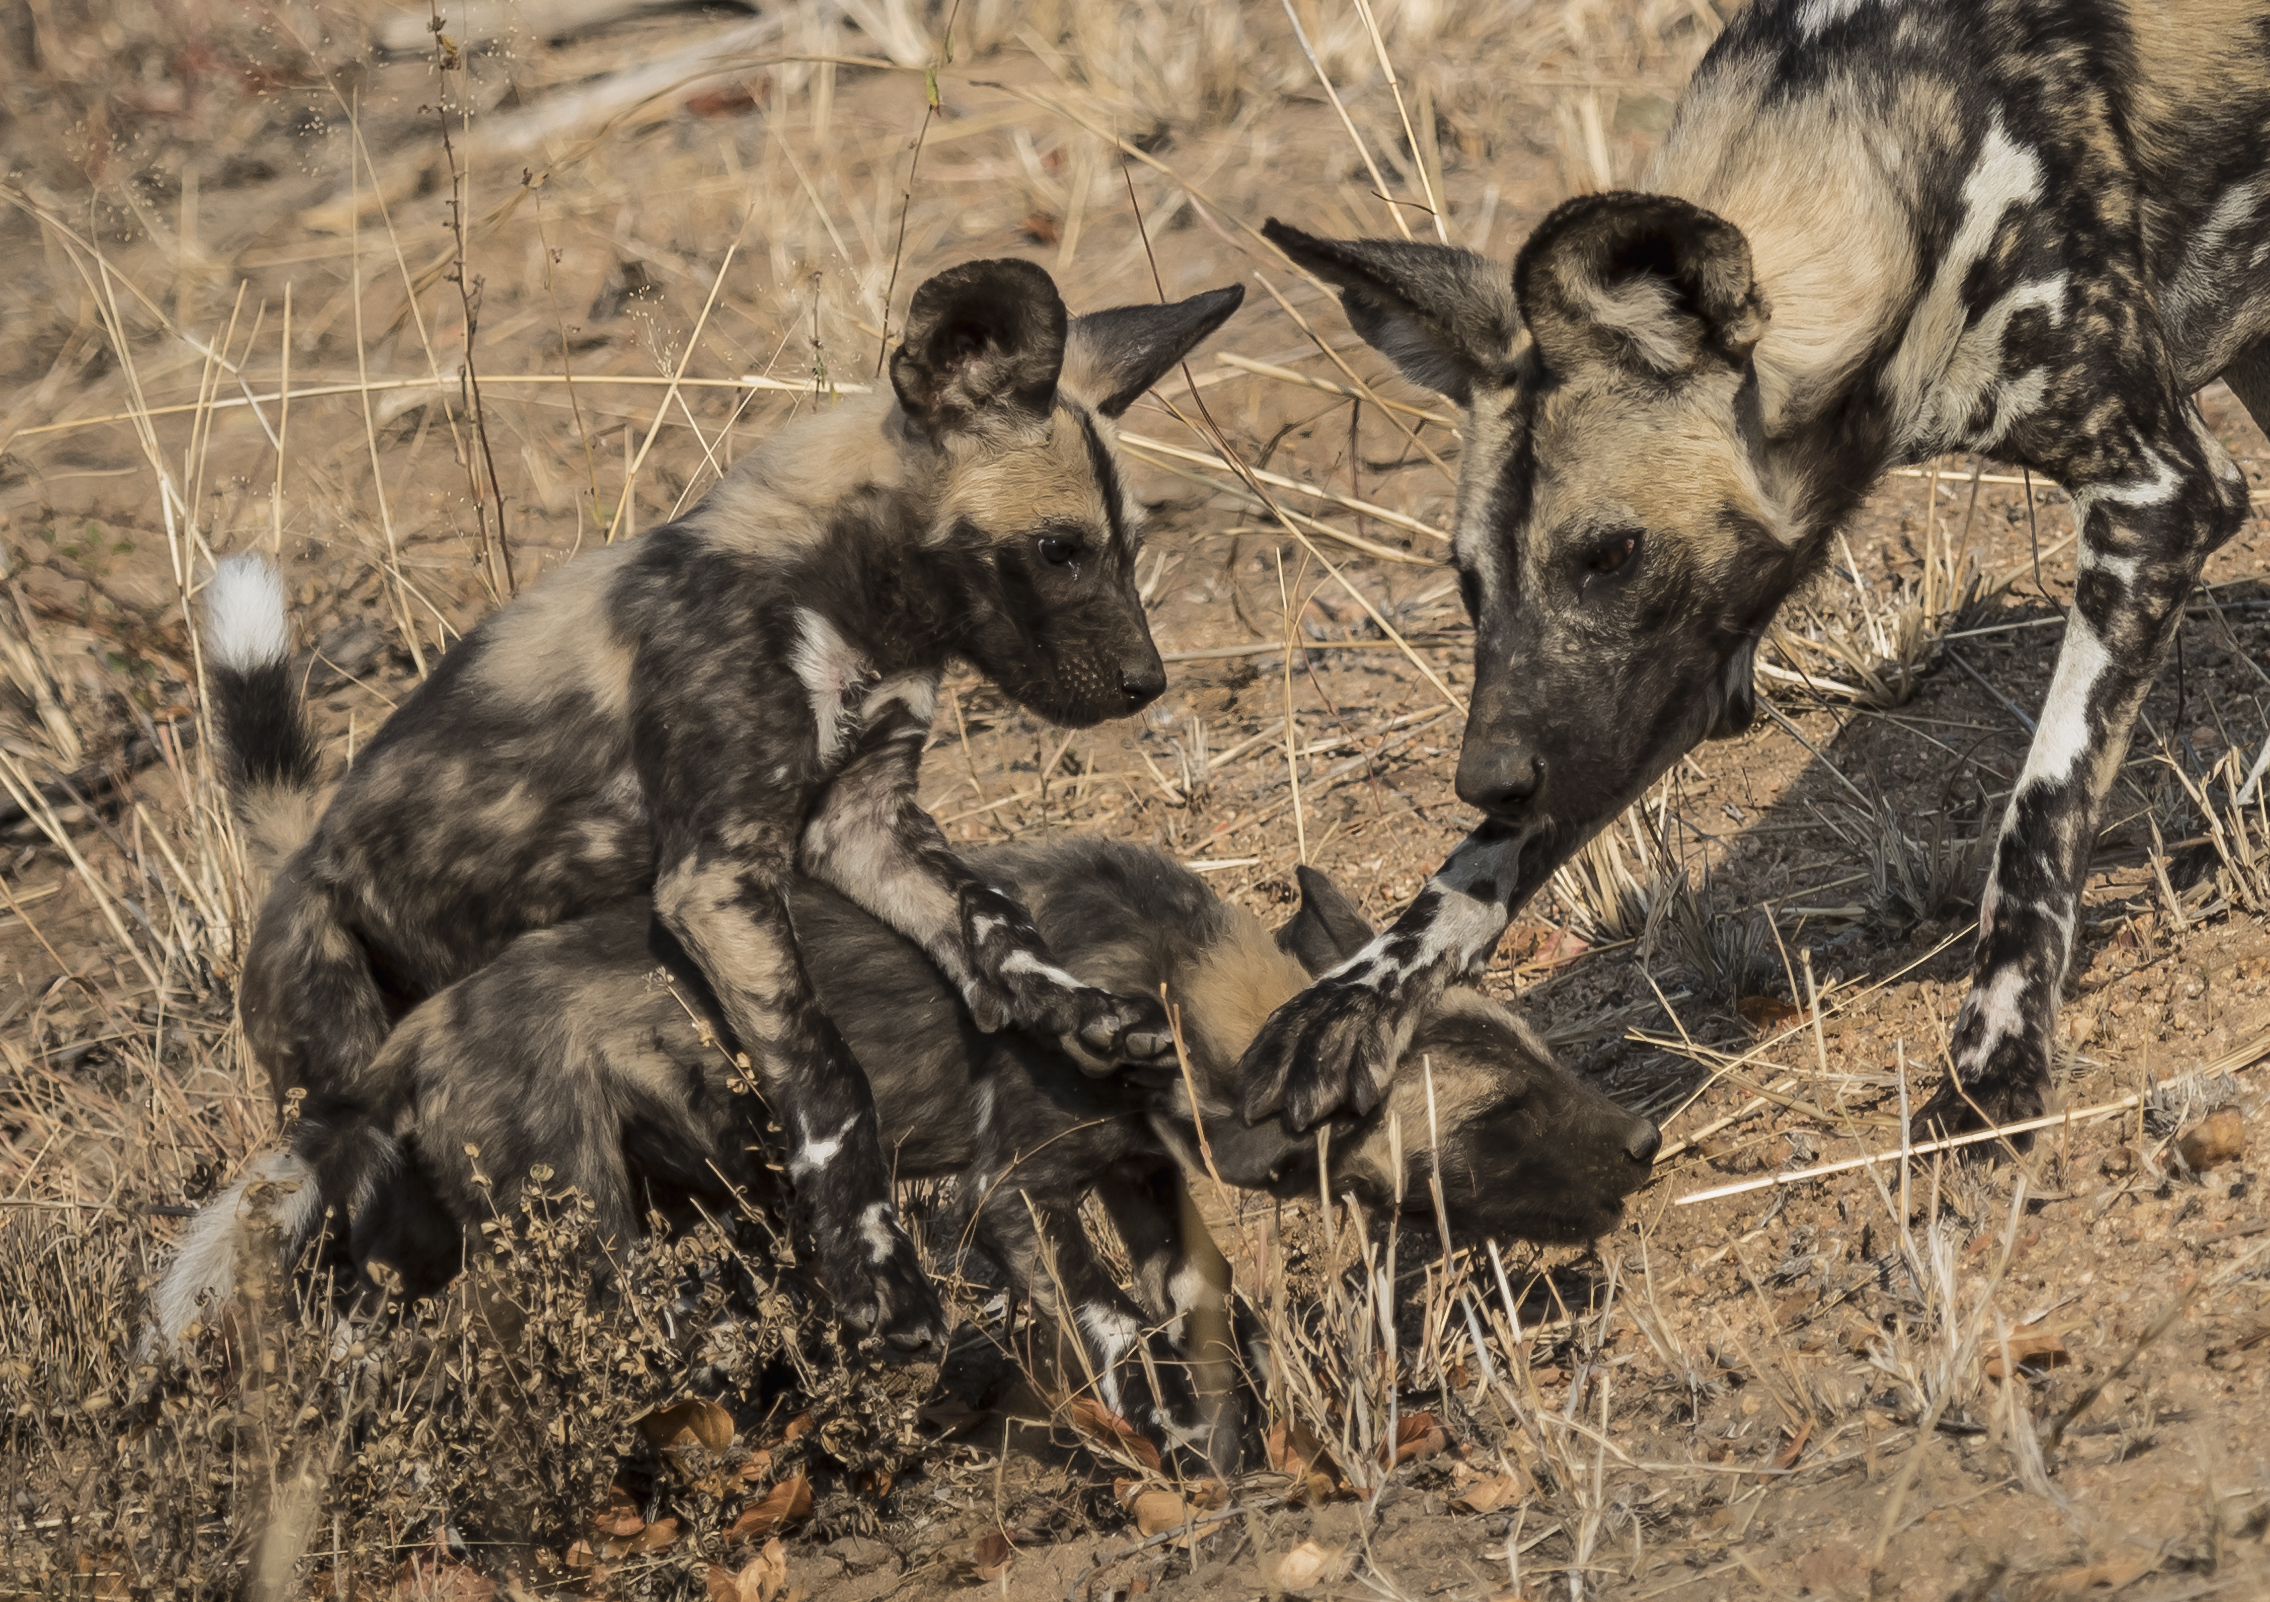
[1069,1395,1164,1473]
[393,1557,495,1602]
[1384,1410,1448,1466]
[1450,1471,1523,1514]
[639,1397,735,1454]
[603,1516,680,1559]
[726,1475,812,1545]
[968,1528,1015,1583]
[2179,1106,2246,1171]
[708,1538,791,1602]
[1118,1482,1191,1539]
[590,1483,644,1539]
[1736,994,1804,1032]
[1274,1540,1350,1592]
[1984,1332,2072,1382]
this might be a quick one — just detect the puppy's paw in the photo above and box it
[826,1204,945,1354]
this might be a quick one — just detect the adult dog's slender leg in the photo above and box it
[657,859,940,1348]
[800,694,1171,1067]
[1924,403,2250,1133]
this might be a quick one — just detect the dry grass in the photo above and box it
[8,1,2270,1598]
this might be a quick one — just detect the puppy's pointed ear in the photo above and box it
[1514,192,1767,379]
[1060,285,1244,417]
[1275,863,1379,977]
[1263,220,1518,406]
[890,258,1067,440]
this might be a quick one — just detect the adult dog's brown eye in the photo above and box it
[1038,536,1079,566]
[1592,535,1637,575]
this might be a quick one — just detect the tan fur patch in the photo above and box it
[470,541,638,717]
[936,403,1116,547]
[1650,57,1929,429]
[1175,907,1310,1076]
[696,393,926,557]
[242,779,331,884]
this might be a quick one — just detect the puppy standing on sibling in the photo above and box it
[1248,0,2270,1141]
[182,620,1658,1454]
[156,259,1244,1353]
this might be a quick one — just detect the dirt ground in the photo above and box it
[6,2,2270,1598]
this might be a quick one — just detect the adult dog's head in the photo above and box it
[1265,204,1809,887]
[889,259,1243,727]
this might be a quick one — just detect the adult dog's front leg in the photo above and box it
[657,858,943,1350]
[1239,823,1523,1129]
[800,702,1171,1070]
[1921,413,2249,1136]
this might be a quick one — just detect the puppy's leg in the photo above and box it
[801,687,1171,1070]
[1924,399,2251,1133]
[658,858,941,1351]
[967,1171,1176,1431]
[1092,1166,1246,1470]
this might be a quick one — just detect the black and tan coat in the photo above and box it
[169,833,1659,1461]
[1247,0,2270,1138]
[173,260,1242,1352]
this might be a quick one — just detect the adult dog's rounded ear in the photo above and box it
[890,258,1068,440]
[1261,219,1518,407]
[1513,191,1767,379]
[1274,863,1379,976]
[1061,284,1245,417]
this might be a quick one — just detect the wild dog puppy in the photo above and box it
[168,260,1243,1354]
[1248,0,2270,1140]
[264,833,1657,1458]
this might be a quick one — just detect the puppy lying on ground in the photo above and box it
[192,818,1659,1455]
[172,259,1243,1354]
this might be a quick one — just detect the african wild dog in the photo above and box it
[1246,0,2270,1140]
[166,820,1657,1458]
[162,259,1244,1354]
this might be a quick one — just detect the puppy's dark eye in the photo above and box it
[1037,536,1079,567]
[1591,535,1637,576]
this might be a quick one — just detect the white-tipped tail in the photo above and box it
[203,553,291,673]
[142,1149,320,1356]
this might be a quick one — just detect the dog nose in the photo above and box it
[1119,655,1167,707]
[1625,1118,1662,1166]
[1455,741,1542,817]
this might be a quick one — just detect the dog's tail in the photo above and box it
[140,1150,326,1360]
[203,553,324,876]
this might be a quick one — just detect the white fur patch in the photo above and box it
[789,608,869,764]
[859,1200,899,1264]
[1794,0,1872,37]
[1885,121,2046,451]
[1077,1301,1142,1413]
[998,949,1083,991]
[2016,615,2113,790]
[203,554,291,673]
[1957,965,2031,1073]
[789,1112,860,1179]
[143,1150,317,1354]
[860,669,939,728]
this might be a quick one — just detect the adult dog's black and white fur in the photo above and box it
[167,798,1658,1451]
[169,259,1243,1353]
[1247,0,2270,1139]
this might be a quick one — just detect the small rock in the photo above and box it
[2179,1107,2247,1171]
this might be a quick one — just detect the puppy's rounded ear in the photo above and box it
[890,258,1067,440]
[1275,863,1379,976]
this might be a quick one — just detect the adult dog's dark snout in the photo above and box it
[1624,1117,1662,1167]
[1119,653,1167,708]
[1455,739,1542,818]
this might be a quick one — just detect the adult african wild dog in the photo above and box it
[181,259,1243,1353]
[163,816,1657,1456]
[1246,0,2270,1139]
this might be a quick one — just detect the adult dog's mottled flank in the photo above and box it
[156,260,1243,1354]
[1250,0,2270,1139]
[187,826,1656,1458]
